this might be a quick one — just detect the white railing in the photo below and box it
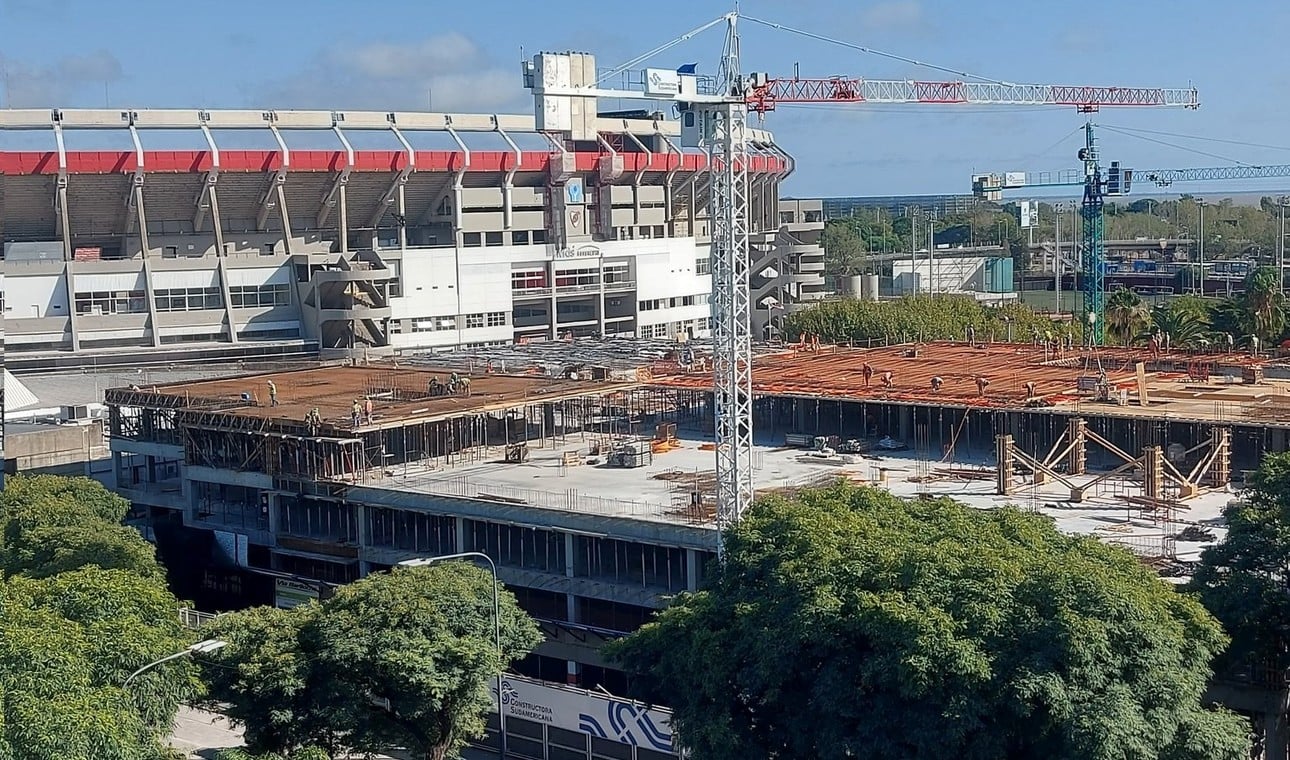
[178,607,222,629]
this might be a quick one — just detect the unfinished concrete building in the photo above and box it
[107,337,1290,753]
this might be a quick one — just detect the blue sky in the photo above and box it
[3,0,1289,199]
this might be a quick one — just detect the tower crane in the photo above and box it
[972,123,1290,341]
[523,12,1198,551]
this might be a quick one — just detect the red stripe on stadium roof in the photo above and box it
[0,150,783,175]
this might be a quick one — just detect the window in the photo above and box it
[512,270,547,291]
[780,211,795,224]
[638,299,662,311]
[463,232,482,247]
[228,283,291,308]
[804,210,822,223]
[696,258,711,275]
[603,263,631,285]
[409,316,457,333]
[532,229,547,243]
[154,286,222,312]
[554,267,599,289]
[486,311,507,327]
[485,231,504,246]
[465,313,485,329]
[511,231,529,245]
[74,290,147,315]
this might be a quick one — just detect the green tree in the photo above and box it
[1243,265,1285,343]
[609,483,1250,760]
[202,563,542,760]
[783,294,1072,345]
[821,221,867,278]
[1104,287,1152,345]
[1150,300,1211,349]
[0,475,198,760]
[0,473,163,580]
[1192,452,1290,679]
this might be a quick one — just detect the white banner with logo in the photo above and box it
[494,674,675,754]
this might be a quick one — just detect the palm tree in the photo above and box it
[1104,287,1152,346]
[1243,266,1285,343]
[1148,303,1210,349]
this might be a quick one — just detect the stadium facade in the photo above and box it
[0,108,824,371]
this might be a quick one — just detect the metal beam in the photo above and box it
[493,115,521,230]
[196,121,239,344]
[52,119,71,259]
[52,117,80,351]
[257,121,290,232]
[437,118,471,240]
[624,131,653,226]
[0,108,684,139]
[317,121,355,234]
[193,122,220,232]
[368,121,416,233]
[658,131,683,236]
[122,121,147,258]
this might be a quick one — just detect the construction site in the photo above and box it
[105,335,1290,578]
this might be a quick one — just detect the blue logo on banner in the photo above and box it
[566,180,584,204]
[579,700,673,752]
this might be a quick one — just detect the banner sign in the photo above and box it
[494,674,675,753]
[274,578,319,609]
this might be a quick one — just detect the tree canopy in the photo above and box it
[1192,451,1290,680]
[0,475,197,760]
[783,293,1073,345]
[200,563,542,760]
[608,483,1250,760]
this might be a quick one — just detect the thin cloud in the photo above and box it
[0,50,123,108]
[251,33,527,113]
[859,0,929,32]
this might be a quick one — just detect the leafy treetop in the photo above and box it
[609,483,1250,760]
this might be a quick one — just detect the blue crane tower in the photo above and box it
[973,122,1290,344]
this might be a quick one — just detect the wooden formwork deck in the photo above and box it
[651,341,1268,410]
[131,364,636,427]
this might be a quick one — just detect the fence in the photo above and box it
[178,607,222,629]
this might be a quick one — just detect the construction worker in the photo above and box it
[351,398,362,427]
[931,376,944,392]
[364,396,374,424]
[880,371,893,390]
[428,376,442,396]
[1025,381,1037,398]
[965,325,976,346]
[975,376,990,396]
[450,372,461,392]
[861,363,873,387]
[267,379,278,407]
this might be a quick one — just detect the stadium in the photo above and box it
[0,107,825,372]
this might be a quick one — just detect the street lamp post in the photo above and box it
[1054,202,1066,317]
[1274,196,1284,292]
[124,639,227,687]
[1197,199,1207,296]
[398,552,505,758]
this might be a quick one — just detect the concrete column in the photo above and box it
[454,515,467,553]
[899,406,913,444]
[266,492,280,535]
[1267,707,1288,760]
[565,532,580,685]
[686,548,699,591]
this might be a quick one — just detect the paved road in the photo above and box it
[168,705,499,759]
[168,706,243,759]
